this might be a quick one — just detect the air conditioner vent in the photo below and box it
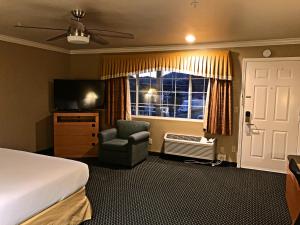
[166,134,202,142]
[164,133,216,160]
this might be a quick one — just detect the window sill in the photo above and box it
[132,115,204,123]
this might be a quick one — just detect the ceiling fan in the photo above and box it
[15,9,135,45]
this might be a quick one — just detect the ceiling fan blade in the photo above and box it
[88,29,134,39]
[15,25,67,31]
[47,33,68,41]
[92,32,134,39]
[90,34,109,45]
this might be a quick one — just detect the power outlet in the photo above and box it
[149,138,153,145]
[217,153,226,161]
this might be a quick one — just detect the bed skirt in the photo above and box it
[21,187,92,225]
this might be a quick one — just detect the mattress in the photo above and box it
[0,148,89,225]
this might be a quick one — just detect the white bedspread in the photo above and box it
[0,148,89,225]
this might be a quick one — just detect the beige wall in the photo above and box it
[0,41,70,152]
[69,54,101,79]
[133,117,204,152]
[69,45,300,162]
[2,41,300,159]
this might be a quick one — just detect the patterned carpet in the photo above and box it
[82,156,291,225]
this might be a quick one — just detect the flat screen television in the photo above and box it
[54,79,105,111]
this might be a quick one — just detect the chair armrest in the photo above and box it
[99,128,117,143]
[128,131,150,144]
[289,159,300,185]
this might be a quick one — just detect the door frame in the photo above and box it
[237,57,300,169]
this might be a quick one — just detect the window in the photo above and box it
[129,71,209,120]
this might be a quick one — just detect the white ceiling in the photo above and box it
[1,0,300,50]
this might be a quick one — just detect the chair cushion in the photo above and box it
[102,139,129,152]
[117,120,150,139]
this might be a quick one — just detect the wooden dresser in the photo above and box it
[54,112,99,158]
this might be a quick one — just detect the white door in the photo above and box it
[240,60,300,173]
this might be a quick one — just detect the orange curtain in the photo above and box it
[100,50,232,81]
[105,77,128,127]
[206,79,232,135]
[101,50,233,134]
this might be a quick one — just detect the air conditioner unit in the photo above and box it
[164,133,216,160]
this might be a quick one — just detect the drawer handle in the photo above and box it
[92,143,96,146]
[92,133,95,137]
[92,124,95,127]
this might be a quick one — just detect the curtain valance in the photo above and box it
[100,50,232,80]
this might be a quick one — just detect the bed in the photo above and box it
[0,148,92,225]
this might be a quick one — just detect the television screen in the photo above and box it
[54,79,105,111]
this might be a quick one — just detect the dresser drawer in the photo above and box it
[54,135,98,146]
[54,125,98,136]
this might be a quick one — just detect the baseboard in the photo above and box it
[220,161,237,167]
[148,151,162,156]
[149,151,237,167]
[37,149,237,167]
[36,148,54,156]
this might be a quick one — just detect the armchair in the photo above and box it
[99,120,150,167]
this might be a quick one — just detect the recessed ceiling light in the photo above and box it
[185,34,196,43]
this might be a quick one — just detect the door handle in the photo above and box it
[251,129,260,135]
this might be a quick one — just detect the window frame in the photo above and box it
[129,71,208,121]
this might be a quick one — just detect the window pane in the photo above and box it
[162,79,175,92]
[204,78,208,91]
[176,78,189,92]
[151,77,158,88]
[149,104,163,117]
[139,91,159,104]
[138,105,150,116]
[155,91,162,104]
[139,72,155,91]
[176,104,188,115]
[161,105,175,117]
[132,71,208,121]
[138,92,148,104]
[162,71,175,79]
[175,73,189,79]
[192,78,205,92]
[158,105,171,117]
[147,105,157,116]
[130,91,136,104]
[175,106,188,118]
[161,92,175,105]
[176,92,188,105]
[131,104,136,115]
[191,107,204,119]
[139,77,150,91]
[129,78,136,92]
[191,93,205,107]
[139,72,157,90]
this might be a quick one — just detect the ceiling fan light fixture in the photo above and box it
[67,34,90,44]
